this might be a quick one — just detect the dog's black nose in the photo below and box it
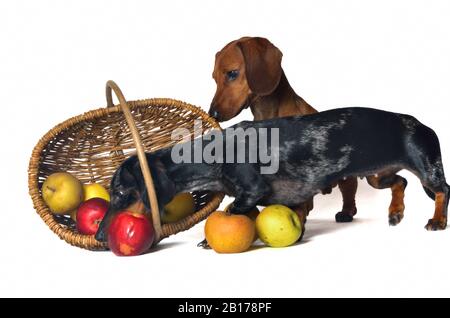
[95,227,107,242]
[209,109,221,121]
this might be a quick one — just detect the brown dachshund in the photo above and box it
[208,36,362,224]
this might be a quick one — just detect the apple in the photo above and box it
[42,172,83,215]
[76,198,109,235]
[256,205,302,247]
[224,204,259,241]
[161,192,195,223]
[83,183,110,202]
[205,211,255,254]
[108,211,155,256]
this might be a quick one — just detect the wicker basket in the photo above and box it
[28,81,224,251]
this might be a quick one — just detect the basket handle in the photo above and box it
[105,80,162,241]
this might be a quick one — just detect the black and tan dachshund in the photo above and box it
[95,107,448,243]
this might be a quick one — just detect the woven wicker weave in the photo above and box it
[28,81,224,251]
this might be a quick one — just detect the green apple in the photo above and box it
[256,205,302,247]
[42,172,83,215]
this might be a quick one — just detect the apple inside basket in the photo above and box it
[28,81,224,251]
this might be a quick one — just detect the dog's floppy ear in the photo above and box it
[96,161,140,242]
[237,37,283,96]
[144,157,176,213]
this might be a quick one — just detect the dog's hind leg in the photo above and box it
[292,201,312,242]
[416,162,448,230]
[366,172,408,226]
[405,123,448,230]
[300,198,313,223]
[335,177,358,223]
[417,162,449,230]
[424,188,448,230]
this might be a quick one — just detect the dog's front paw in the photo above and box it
[335,211,353,223]
[389,212,404,226]
[425,219,447,231]
[197,238,211,249]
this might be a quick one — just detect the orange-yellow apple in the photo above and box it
[224,204,259,241]
[205,211,255,253]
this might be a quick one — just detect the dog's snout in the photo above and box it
[95,224,107,242]
[209,107,221,121]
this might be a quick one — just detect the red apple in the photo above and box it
[76,198,109,235]
[107,211,155,256]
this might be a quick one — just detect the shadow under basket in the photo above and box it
[28,81,224,251]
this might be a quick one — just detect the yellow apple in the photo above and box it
[256,205,302,247]
[161,192,195,223]
[83,183,110,202]
[42,172,83,215]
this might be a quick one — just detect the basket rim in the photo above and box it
[28,97,224,250]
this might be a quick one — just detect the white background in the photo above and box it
[1,0,450,297]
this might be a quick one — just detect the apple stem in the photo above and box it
[46,186,56,192]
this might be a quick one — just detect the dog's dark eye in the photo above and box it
[111,188,136,208]
[226,70,239,82]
